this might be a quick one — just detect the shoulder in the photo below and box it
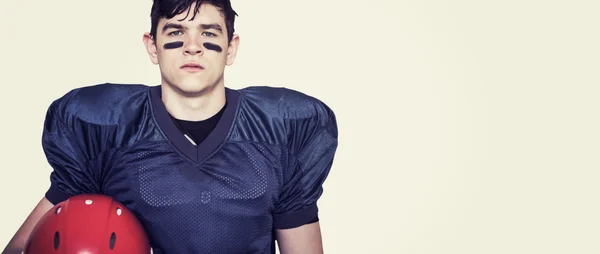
[43,83,152,153]
[238,86,335,127]
[236,86,337,152]
[47,83,150,125]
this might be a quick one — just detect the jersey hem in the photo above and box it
[272,204,319,229]
[45,184,69,205]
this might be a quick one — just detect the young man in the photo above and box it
[1,0,338,253]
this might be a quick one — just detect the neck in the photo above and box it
[161,82,226,121]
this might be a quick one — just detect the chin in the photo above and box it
[172,80,214,96]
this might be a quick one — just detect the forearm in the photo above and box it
[3,197,55,254]
[2,225,31,254]
[2,245,24,254]
[3,223,33,254]
[2,234,27,254]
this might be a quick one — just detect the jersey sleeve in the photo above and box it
[42,100,101,205]
[273,102,339,229]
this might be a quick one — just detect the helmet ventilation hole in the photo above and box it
[109,232,116,250]
[53,231,60,250]
[85,199,93,205]
[116,208,122,216]
[55,206,62,214]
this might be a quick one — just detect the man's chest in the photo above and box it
[98,141,289,253]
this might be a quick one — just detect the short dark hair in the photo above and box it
[150,0,238,43]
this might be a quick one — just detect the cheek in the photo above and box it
[164,41,184,50]
[157,56,179,75]
[202,42,223,53]
[157,48,178,63]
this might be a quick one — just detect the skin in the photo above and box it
[142,3,237,121]
[276,223,325,254]
[2,197,54,254]
[2,3,324,254]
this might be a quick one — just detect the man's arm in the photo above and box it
[3,89,105,254]
[273,94,338,254]
[276,222,324,254]
[2,197,54,254]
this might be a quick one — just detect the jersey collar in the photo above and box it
[148,85,241,163]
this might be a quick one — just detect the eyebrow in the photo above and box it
[200,23,223,32]
[162,22,223,33]
[162,23,185,33]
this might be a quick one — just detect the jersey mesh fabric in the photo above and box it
[103,141,286,253]
[41,83,338,254]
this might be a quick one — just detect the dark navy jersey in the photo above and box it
[41,83,338,254]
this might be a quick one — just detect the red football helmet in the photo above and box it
[24,194,152,254]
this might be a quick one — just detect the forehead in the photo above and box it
[159,3,226,27]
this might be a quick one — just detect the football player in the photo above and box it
[2,0,338,253]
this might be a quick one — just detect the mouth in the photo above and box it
[180,63,204,72]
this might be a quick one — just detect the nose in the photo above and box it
[183,37,203,55]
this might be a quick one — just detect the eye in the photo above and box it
[168,30,183,36]
[202,31,216,37]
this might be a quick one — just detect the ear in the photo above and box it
[225,34,240,66]
[143,32,159,65]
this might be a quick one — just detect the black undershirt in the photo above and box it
[169,102,227,145]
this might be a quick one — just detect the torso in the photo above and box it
[43,84,338,254]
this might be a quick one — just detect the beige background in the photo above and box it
[1,0,600,253]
